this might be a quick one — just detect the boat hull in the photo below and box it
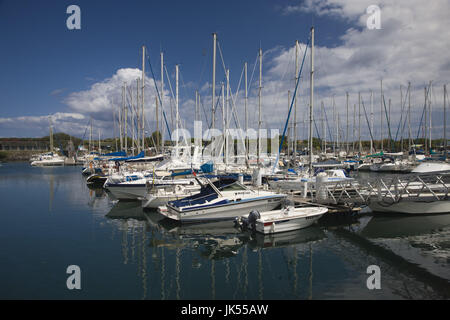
[162,195,286,223]
[369,199,450,214]
[256,213,323,234]
[106,184,146,200]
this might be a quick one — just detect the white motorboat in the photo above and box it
[141,183,201,209]
[30,153,65,166]
[269,169,352,191]
[237,206,328,234]
[105,172,197,201]
[411,162,450,173]
[158,178,286,223]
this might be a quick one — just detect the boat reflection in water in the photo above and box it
[103,199,450,299]
[247,226,325,250]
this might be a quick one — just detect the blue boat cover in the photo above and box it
[108,151,145,161]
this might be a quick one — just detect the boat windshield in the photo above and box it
[218,182,247,192]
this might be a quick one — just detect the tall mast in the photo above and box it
[175,64,179,149]
[141,45,145,153]
[424,87,428,154]
[155,95,159,153]
[358,92,361,155]
[333,97,336,155]
[352,103,356,154]
[346,92,349,154]
[380,80,383,152]
[226,69,230,165]
[400,86,403,152]
[90,117,93,153]
[113,109,117,151]
[221,81,225,163]
[388,98,391,151]
[288,91,291,158]
[160,51,164,153]
[136,78,140,153]
[444,84,447,160]
[309,26,314,172]
[131,84,134,156]
[211,33,217,132]
[429,83,432,151]
[195,90,198,122]
[370,90,374,154]
[49,117,53,153]
[408,82,412,151]
[244,62,248,158]
[258,47,262,164]
[294,40,299,159]
[124,82,128,153]
[322,101,325,153]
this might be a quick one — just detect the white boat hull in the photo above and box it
[161,196,286,223]
[369,199,450,214]
[106,184,146,200]
[254,207,328,234]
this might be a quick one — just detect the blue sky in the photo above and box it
[0,0,449,140]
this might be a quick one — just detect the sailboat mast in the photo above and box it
[175,64,179,149]
[309,26,314,172]
[226,69,230,165]
[358,92,361,155]
[212,33,217,132]
[136,78,140,153]
[429,83,432,151]
[424,87,428,154]
[156,95,159,153]
[160,52,164,154]
[408,82,412,151]
[244,62,248,158]
[370,90,374,154]
[294,40,299,159]
[258,47,262,164]
[346,92,349,155]
[142,46,145,153]
[222,81,225,163]
[444,84,447,160]
[124,82,128,153]
[380,80,383,151]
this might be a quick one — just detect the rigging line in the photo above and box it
[199,94,210,127]
[164,64,176,129]
[217,41,228,78]
[273,36,310,173]
[399,86,412,143]
[323,102,333,143]
[313,117,321,141]
[361,96,375,143]
[144,46,172,140]
[394,85,411,142]
[415,84,432,140]
[382,94,393,144]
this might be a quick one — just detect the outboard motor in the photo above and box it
[235,209,261,232]
[247,209,261,231]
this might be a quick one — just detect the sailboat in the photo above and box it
[30,117,66,166]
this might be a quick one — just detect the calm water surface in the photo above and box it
[1,162,449,299]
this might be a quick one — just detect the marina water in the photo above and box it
[1,162,449,299]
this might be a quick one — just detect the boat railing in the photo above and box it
[309,171,450,206]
